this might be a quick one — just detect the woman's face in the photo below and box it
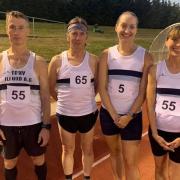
[67,28,87,49]
[115,14,137,43]
[166,37,180,57]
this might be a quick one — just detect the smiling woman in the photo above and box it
[149,23,180,64]
[147,24,180,180]
[98,11,153,180]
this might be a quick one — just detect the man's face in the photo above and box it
[6,16,30,46]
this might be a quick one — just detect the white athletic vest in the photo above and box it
[0,51,41,126]
[104,45,145,114]
[56,51,97,116]
[155,60,180,132]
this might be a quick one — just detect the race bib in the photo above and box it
[70,72,91,88]
[110,79,138,98]
[156,95,180,116]
[7,85,31,106]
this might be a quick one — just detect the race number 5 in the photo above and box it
[162,100,176,111]
[118,84,125,93]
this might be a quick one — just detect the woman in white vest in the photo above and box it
[147,25,180,180]
[98,11,153,180]
[49,17,98,180]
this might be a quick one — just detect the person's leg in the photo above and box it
[105,135,124,180]
[4,157,18,180]
[24,124,47,180]
[80,127,94,177]
[148,128,169,180]
[168,141,180,180]
[169,160,180,180]
[154,155,169,180]
[31,154,47,180]
[0,126,21,180]
[122,140,140,180]
[99,107,124,180]
[60,127,76,179]
[57,114,79,179]
[120,112,142,180]
[79,110,98,179]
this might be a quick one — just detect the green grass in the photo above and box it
[0,20,161,61]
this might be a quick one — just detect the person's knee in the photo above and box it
[31,154,45,166]
[168,160,180,180]
[155,159,167,172]
[62,144,75,155]
[123,155,137,168]
[109,146,121,157]
[81,142,93,156]
[4,158,18,169]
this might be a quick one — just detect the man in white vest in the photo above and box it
[0,11,50,180]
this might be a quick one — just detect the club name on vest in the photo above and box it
[5,70,32,82]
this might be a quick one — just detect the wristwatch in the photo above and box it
[41,123,51,130]
[127,111,136,119]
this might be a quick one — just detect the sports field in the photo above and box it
[0,20,161,60]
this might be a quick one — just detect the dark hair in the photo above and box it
[167,25,180,40]
[67,17,88,30]
[6,11,29,25]
[116,11,138,26]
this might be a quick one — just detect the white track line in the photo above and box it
[73,131,148,179]
[142,131,148,137]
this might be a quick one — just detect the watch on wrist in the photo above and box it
[41,123,51,130]
[127,111,136,118]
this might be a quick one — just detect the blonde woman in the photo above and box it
[147,25,180,180]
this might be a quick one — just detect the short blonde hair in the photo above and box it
[6,11,29,25]
[167,25,180,40]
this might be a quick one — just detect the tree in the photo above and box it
[0,0,179,28]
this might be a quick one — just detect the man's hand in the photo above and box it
[0,129,6,145]
[38,128,50,147]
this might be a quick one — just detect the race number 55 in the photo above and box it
[7,85,30,105]
[162,100,176,111]
[12,90,25,100]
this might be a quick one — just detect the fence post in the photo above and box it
[32,17,35,37]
